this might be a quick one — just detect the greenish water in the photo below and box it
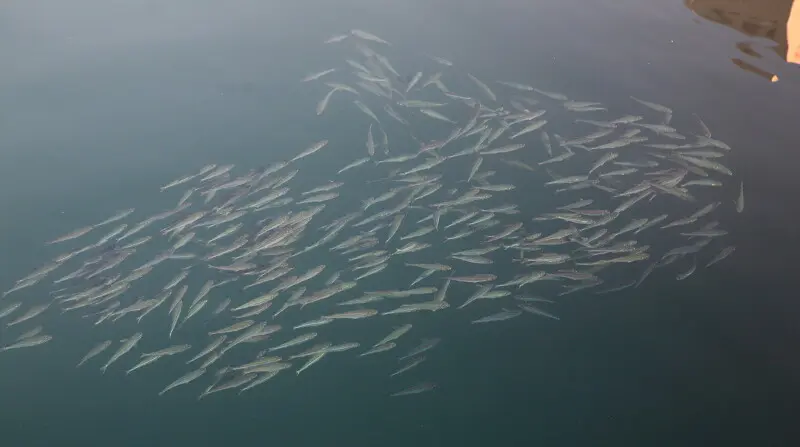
[1,0,799,445]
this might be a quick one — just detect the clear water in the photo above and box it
[1,0,799,445]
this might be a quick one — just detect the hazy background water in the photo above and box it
[1,0,800,445]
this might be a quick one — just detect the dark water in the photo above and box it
[1,0,799,445]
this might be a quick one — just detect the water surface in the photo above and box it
[1,0,799,445]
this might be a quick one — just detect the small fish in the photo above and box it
[209,320,255,336]
[317,88,340,115]
[6,304,49,327]
[302,68,336,82]
[736,181,744,213]
[467,73,496,101]
[126,355,164,375]
[706,246,735,267]
[161,175,197,192]
[324,309,378,320]
[350,29,390,45]
[497,81,534,91]
[471,308,522,323]
[419,109,456,124]
[48,226,94,245]
[391,355,426,377]
[296,352,326,375]
[324,34,348,44]
[168,301,182,339]
[391,382,437,397]
[0,302,22,319]
[354,100,380,123]
[446,274,497,283]
[101,333,143,373]
[509,120,548,139]
[1,335,53,352]
[291,140,329,163]
[676,259,697,280]
[199,373,256,399]
[296,192,339,204]
[77,340,112,367]
[405,72,423,93]
[374,324,412,346]
[366,124,376,156]
[269,333,318,352]
[359,342,396,357]
[159,368,206,396]
[518,304,559,320]
[400,338,440,360]
[427,54,453,66]
[95,208,135,227]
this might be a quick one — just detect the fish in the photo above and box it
[467,73,496,101]
[291,140,329,163]
[366,124,376,157]
[77,340,112,367]
[126,354,166,375]
[324,309,378,320]
[100,333,143,373]
[359,342,396,356]
[467,157,484,183]
[296,352,326,375]
[471,308,522,323]
[374,324,413,346]
[317,88,341,115]
[168,301,182,339]
[302,68,337,82]
[354,100,380,123]
[427,54,453,66]
[446,274,497,283]
[159,368,206,396]
[186,336,227,364]
[199,373,256,399]
[350,29,390,45]
[589,152,619,174]
[497,81,534,91]
[324,34,348,44]
[706,246,735,267]
[161,175,198,192]
[518,304,559,320]
[390,382,437,397]
[95,208,135,227]
[6,304,50,327]
[676,259,697,280]
[390,356,426,377]
[48,226,94,245]
[736,181,744,213]
[419,109,456,124]
[400,339,440,360]
[630,96,673,122]
[1,335,53,352]
[509,120,548,139]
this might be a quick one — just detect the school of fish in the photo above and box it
[0,29,743,400]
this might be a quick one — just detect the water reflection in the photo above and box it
[685,0,799,80]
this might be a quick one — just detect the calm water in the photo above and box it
[1,0,799,445]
